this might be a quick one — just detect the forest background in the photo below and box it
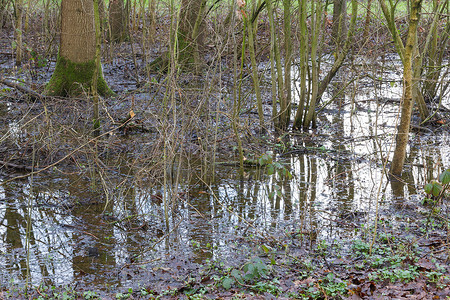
[0,0,449,298]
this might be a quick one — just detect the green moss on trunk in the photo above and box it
[45,55,113,97]
[177,32,195,68]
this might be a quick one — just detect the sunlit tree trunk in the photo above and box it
[390,0,422,176]
[380,0,435,125]
[46,0,112,97]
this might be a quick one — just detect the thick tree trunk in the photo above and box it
[390,0,422,176]
[148,0,156,42]
[332,0,347,48]
[46,0,112,97]
[0,0,8,28]
[177,0,207,71]
[147,0,206,73]
[109,0,126,43]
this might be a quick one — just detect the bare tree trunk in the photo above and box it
[14,0,23,65]
[109,0,126,42]
[46,0,112,97]
[148,0,206,72]
[293,0,308,129]
[303,0,323,130]
[281,0,292,129]
[0,0,8,28]
[146,0,156,43]
[390,0,422,176]
[363,0,372,39]
[332,0,347,47]
[298,0,357,130]
[246,15,264,129]
[178,0,207,71]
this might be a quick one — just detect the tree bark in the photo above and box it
[332,0,347,48]
[0,0,8,28]
[14,0,24,65]
[177,0,207,71]
[390,0,422,176]
[46,0,112,97]
[109,0,126,43]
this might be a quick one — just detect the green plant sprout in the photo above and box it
[424,168,449,204]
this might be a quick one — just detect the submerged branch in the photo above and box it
[0,77,44,100]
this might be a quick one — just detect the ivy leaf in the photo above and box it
[222,277,234,290]
[439,169,450,185]
[426,181,443,197]
[431,183,442,197]
[267,164,275,175]
[258,157,264,166]
[231,269,243,284]
[424,183,433,195]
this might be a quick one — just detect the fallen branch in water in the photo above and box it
[0,77,44,100]
[0,160,40,172]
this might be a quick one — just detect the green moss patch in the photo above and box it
[45,55,113,97]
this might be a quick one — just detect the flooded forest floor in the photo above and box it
[1,14,450,300]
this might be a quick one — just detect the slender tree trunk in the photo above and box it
[24,0,30,32]
[14,0,23,65]
[246,16,264,129]
[422,0,448,103]
[92,0,102,135]
[293,0,308,129]
[303,0,322,130]
[266,0,279,127]
[298,0,357,130]
[390,0,422,176]
[281,0,292,129]
[46,0,112,97]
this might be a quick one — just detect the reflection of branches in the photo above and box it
[139,217,183,256]
[19,205,51,285]
[1,118,133,185]
[199,177,280,244]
